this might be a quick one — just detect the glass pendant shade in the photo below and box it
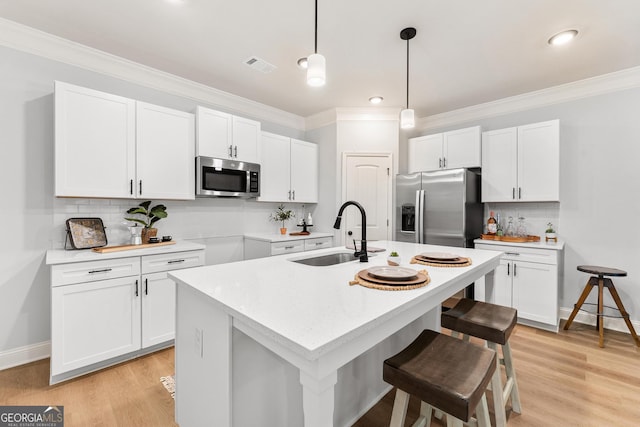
[400,108,415,129]
[306,53,326,87]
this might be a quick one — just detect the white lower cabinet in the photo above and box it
[49,246,204,383]
[474,241,563,331]
[244,234,333,260]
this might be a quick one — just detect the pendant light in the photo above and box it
[400,27,416,129]
[307,0,326,87]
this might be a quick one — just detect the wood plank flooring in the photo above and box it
[1,320,639,426]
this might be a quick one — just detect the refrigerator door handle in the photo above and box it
[417,189,426,244]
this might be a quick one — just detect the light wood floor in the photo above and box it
[1,321,639,427]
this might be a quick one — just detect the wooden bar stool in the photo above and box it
[564,265,640,348]
[441,298,520,427]
[383,329,500,427]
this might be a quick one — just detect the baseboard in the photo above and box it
[0,341,50,371]
[559,307,640,334]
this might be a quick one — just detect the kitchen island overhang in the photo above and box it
[169,240,501,427]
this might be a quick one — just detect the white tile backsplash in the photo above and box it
[484,202,560,237]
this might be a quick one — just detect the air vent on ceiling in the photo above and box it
[244,56,276,74]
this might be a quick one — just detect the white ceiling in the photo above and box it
[2,0,640,118]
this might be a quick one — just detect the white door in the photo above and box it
[517,120,560,202]
[443,126,481,169]
[257,132,291,202]
[195,106,233,158]
[494,259,513,307]
[290,139,319,203]
[343,154,392,244]
[141,272,176,348]
[232,116,260,163]
[512,261,558,325]
[136,102,195,200]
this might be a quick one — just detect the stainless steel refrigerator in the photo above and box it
[395,168,483,248]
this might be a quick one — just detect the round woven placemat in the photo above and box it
[410,256,472,267]
[349,269,430,291]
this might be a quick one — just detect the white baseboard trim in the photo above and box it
[0,341,50,371]
[559,307,640,335]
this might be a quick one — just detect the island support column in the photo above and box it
[299,370,338,427]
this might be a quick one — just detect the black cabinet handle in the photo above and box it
[168,259,185,264]
[88,268,112,274]
[135,279,139,297]
[518,187,522,199]
[514,263,517,276]
[507,263,510,276]
[139,180,142,195]
[130,179,133,195]
[145,278,148,295]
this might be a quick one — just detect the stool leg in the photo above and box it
[445,416,463,427]
[598,277,605,348]
[564,278,596,330]
[389,389,409,427]
[475,394,491,427]
[605,280,640,347]
[502,341,522,414]
[488,342,507,427]
[414,401,433,427]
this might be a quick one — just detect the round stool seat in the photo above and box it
[577,265,627,277]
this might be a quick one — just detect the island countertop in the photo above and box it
[169,240,502,360]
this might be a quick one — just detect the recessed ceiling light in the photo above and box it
[548,29,578,46]
[297,57,308,69]
[369,96,383,105]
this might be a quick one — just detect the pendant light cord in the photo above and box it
[406,37,410,109]
[314,0,318,54]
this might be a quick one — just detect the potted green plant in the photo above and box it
[545,222,556,241]
[270,204,295,235]
[387,251,401,266]
[125,201,168,243]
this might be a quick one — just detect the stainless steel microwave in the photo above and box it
[196,156,260,198]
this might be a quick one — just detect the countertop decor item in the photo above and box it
[270,204,295,235]
[387,251,401,266]
[65,217,107,249]
[545,222,557,242]
[125,201,167,243]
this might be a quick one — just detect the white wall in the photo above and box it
[0,45,312,358]
[403,88,640,324]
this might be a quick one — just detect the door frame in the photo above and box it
[340,152,393,244]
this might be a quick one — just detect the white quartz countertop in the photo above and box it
[169,240,501,360]
[244,231,334,243]
[46,241,205,265]
[474,238,565,250]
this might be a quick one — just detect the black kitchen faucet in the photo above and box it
[333,201,368,262]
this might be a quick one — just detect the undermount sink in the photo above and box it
[291,251,372,266]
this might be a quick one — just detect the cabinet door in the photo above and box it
[512,261,558,325]
[517,120,559,201]
[408,134,442,173]
[257,132,291,202]
[141,272,176,348]
[195,106,232,158]
[494,259,513,307]
[136,102,195,200]
[290,139,318,203]
[51,276,141,375]
[55,81,136,198]
[443,126,481,169]
[481,127,518,202]
[232,116,260,163]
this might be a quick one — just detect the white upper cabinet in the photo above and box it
[482,120,559,202]
[196,106,260,163]
[136,102,195,200]
[258,132,318,203]
[407,126,481,173]
[55,81,136,198]
[55,82,195,200]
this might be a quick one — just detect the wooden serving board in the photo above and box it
[480,234,540,242]
[92,241,176,253]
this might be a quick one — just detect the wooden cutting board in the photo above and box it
[92,241,176,253]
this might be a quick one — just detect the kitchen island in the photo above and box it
[169,240,502,427]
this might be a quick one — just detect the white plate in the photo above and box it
[419,252,460,261]
[367,266,418,281]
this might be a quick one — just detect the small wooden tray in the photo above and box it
[92,241,176,253]
[480,234,540,242]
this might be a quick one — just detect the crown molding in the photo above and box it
[0,18,305,131]
[416,66,640,132]
[305,107,401,130]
